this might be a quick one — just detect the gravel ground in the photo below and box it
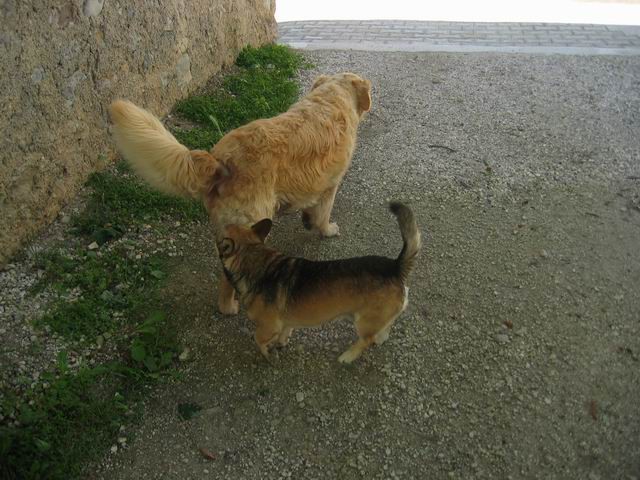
[0,178,202,423]
[7,50,640,478]
[0,193,93,408]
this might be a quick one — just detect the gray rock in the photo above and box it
[83,0,105,17]
[31,67,45,84]
[176,54,192,87]
[160,72,171,88]
[62,71,87,107]
[495,334,510,344]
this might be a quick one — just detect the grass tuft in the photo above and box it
[33,247,166,341]
[0,365,131,479]
[173,44,306,150]
[72,169,206,245]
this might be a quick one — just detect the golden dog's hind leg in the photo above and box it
[302,184,340,237]
[218,273,239,315]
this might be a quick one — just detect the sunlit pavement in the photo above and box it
[278,20,640,55]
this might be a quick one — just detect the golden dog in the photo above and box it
[217,203,421,363]
[109,73,371,315]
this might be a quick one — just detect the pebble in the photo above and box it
[88,242,99,250]
[495,334,510,344]
[296,392,305,402]
[178,348,191,362]
[83,0,105,17]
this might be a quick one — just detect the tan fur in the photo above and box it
[109,73,372,314]
[109,100,225,198]
[218,203,420,364]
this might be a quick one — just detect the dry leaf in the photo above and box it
[589,400,597,421]
[199,447,216,461]
[503,320,513,329]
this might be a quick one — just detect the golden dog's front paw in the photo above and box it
[218,298,240,315]
[320,222,340,238]
[338,349,359,364]
[259,346,279,366]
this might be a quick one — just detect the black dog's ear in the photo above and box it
[251,219,272,242]
[218,238,235,257]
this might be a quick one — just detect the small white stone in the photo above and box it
[495,333,510,344]
[296,392,304,402]
[110,445,118,454]
[31,67,45,84]
[83,0,105,17]
[88,242,99,250]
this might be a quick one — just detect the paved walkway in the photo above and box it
[278,20,640,55]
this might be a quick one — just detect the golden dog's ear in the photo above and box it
[218,238,235,257]
[352,78,371,114]
[312,75,330,90]
[211,163,232,190]
[190,151,232,196]
[251,219,272,242]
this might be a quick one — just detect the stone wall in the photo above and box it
[0,0,277,264]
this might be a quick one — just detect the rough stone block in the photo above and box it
[0,0,277,264]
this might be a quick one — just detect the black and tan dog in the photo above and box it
[217,203,421,363]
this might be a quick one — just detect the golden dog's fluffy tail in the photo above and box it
[109,100,225,199]
[390,202,421,281]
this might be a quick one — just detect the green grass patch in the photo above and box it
[129,311,179,377]
[72,168,206,245]
[235,43,310,75]
[1,308,179,480]
[0,364,131,479]
[173,44,307,150]
[33,247,166,341]
[177,402,202,421]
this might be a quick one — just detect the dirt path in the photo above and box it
[95,51,640,479]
